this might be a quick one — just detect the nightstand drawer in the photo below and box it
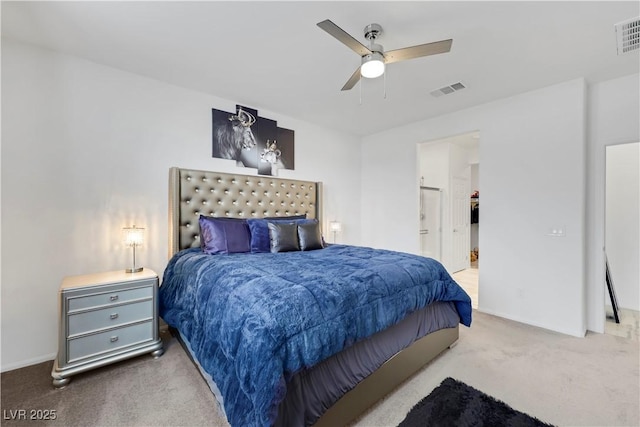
[67,321,153,363]
[68,286,153,313]
[67,300,153,337]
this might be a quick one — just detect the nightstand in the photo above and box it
[51,268,164,388]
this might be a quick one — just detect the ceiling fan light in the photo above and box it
[361,52,385,78]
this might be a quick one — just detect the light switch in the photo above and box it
[547,227,565,237]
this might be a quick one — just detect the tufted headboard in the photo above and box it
[168,167,322,256]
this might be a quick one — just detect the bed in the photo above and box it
[160,167,472,427]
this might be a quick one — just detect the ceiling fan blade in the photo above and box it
[341,67,362,91]
[384,39,453,64]
[317,19,372,57]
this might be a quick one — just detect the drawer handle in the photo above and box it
[110,336,119,343]
[109,295,119,301]
[110,313,119,320]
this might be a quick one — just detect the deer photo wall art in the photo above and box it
[212,105,295,176]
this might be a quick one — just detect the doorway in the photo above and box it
[417,131,479,308]
[604,142,639,341]
[453,164,479,310]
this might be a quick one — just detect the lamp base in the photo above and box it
[125,267,143,273]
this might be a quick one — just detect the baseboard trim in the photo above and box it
[476,308,586,338]
[1,352,56,373]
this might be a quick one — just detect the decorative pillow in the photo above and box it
[247,216,308,253]
[267,222,300,253]
[265,214,307,221]
[199,216,251,255]
[298,220,324,251]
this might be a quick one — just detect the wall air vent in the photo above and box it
[615,17,640,55]
[430,82,466,98]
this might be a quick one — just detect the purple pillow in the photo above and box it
[247,216,310,253]
[199,216,250,255]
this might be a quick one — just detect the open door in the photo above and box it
[451,176,470,272]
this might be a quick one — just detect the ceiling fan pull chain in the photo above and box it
[359,77,362,105]
[384,69,387,99]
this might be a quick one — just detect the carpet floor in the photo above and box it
[1,311,638,426]
[398,377,553,427]
[0,329,222,426]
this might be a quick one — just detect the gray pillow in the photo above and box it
[267,222,300,253]
[298,221,324,251]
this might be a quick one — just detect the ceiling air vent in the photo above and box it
[430,82,466,98]
[615,17,640,55]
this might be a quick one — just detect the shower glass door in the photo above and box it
[420,187,442,260]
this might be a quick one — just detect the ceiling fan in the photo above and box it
[317,19,453,91]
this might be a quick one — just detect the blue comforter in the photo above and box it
[159,245,472,427]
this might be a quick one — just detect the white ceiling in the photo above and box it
[2,1,638,137]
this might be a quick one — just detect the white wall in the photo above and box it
[362,79,587,337]
[2,36,637,370]
[0,39,362,371]
[586,73,640,333]
[606,142,639,311]
[419,142,449,190]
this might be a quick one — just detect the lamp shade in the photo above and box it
[361,52,385,78]
[329,221,342,232]
[123,225,145,273]
[123,225,145,247]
